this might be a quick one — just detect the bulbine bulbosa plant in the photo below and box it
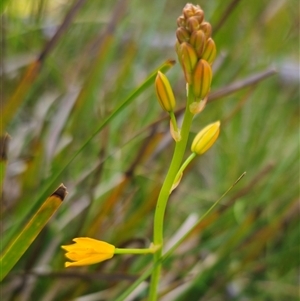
[60,3,221,300]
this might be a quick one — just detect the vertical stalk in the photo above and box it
[148,85,195,300]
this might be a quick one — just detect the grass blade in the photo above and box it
[0,184,67,282]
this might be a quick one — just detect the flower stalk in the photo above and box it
[149,4,218,300]
[60,4,219,301]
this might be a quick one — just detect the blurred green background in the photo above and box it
[1,0,299,300]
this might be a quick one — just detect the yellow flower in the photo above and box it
[61,237,115,267]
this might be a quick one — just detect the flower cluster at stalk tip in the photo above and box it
[175,3,216,103]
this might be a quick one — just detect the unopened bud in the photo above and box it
[176,28,190,43]
[186,16,201,32]
[155,71,176,112]
[177,16,186,27]
[183,3,197,19]
[192,59,212,100]
[191,121,220,155]
[194,9,204,22]
[202,38,217,64]
[179,42,198,84]
[190,30,206,58]
[200,22,212,38]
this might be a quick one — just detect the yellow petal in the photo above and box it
[62,237,115,268]
[65,253,114,267]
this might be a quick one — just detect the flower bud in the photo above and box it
[194,9,204,23]
[191,121,220,155]
[190,30,206,58]
[200,22,212,38]
[202,38,217,64]
[179,42,198,84]
[192,59,212,100]
[186,16,201,32]
[176,27,190,43]
[155,71,176,112]
[177,16,186,27]
[183,3,197,19]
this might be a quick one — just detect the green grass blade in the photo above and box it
[0,184,67,282]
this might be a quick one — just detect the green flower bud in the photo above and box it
[192,59,212,100]
[155,71,176,112]
[191,121,220,155]
[202,38,217,64]
[179,42,198,84]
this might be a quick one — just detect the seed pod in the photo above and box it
[202,38,217,64]
[179,42,198,84]
[192,59,212,100]
[155,71,176,112]
[190,30,206,58]
[191,121,220,155]
[176,27,190,43]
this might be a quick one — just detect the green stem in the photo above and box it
[174,152,196,184]
[148,84,195,300]
[114,247,159,255]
